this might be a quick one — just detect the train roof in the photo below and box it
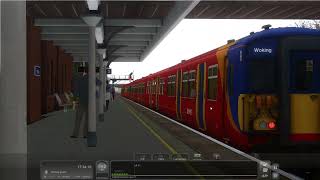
[124,27,320,87]
[234,27,320,46]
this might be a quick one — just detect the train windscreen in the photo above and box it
[247,60,276,92]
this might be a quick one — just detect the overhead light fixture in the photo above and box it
[95,25,104,44]
[87,0,100,11]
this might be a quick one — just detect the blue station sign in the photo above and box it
[34,65,41,77]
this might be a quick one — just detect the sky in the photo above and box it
[109,19,307,84]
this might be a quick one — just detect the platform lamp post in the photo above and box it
[82,13,101,147]
[97,47,106,122]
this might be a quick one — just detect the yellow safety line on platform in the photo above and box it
[127,106,177,154]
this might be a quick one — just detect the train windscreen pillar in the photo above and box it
[82,14,101,147]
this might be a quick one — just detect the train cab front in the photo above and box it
[279,34,320,146]
[229,28,320,149]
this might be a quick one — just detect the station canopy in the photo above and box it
[27,1,320,64]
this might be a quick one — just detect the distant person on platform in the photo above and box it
[71,71,88,138]
[105,83,111,111]
[96,78,102,98]
[111,86,115,101]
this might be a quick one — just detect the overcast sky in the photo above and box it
[109,19,307,84]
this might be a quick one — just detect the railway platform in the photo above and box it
[27,95,249,161]
[27,95,301,180]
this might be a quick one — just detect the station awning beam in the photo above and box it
[73,56,140,62]
[140,1,200,61]
[104,19,162,27]
[35,18,162,28]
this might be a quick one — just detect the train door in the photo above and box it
[148,81,152,108]
[153,79,156,109]
[155,77,160,110]
[176,69,182,120]
[196,63,207,131]
[289,51,320,141]
[150,79,156,109]
[205,63,223,136]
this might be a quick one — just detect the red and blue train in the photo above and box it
[121,26,320,150]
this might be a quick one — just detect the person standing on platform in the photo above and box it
[105,83,111,111]
[71,72,89,138]
[111,86,115,101]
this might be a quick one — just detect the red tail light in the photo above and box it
[268,121,276,129]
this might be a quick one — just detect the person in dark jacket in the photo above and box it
[111,86,115,101]
[71,72,88,138]
[105,83,111,111]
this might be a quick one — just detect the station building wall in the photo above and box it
[27,17,42,124]
[27,17,73,124]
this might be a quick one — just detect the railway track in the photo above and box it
[122,97,302,180]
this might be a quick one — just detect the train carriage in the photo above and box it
[122,27,320,150]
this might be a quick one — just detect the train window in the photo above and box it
[167,77,170,96]
[294,59,313,91]
[149,81,151,94]
[182,72,189,97]
[152,80,156,94]
[248,60,275,92]
[149,82,151,94]
[168,76,173,96]
[208,65,218,100]
[167,75,176,96]
[159,78,164,95]
[155,80,159,95]
[151,81,153,94]
[146,82,150,94]
[189,70,196,98]
[151,81,154,94]
[142,83,145,94]
[172,75,176,96]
